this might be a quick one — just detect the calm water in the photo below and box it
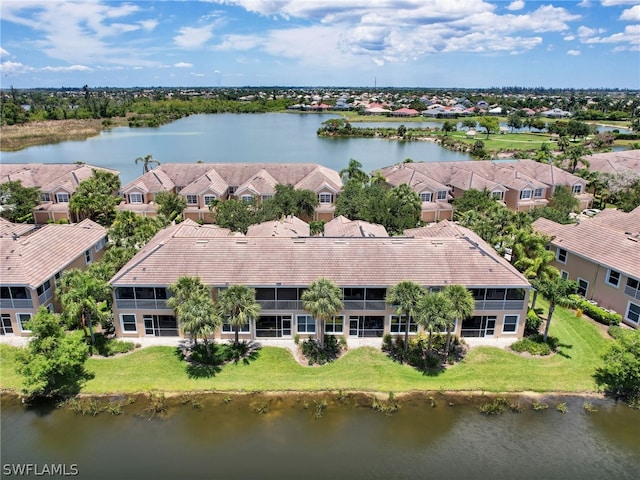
[0,113,471,185]
[1,393,639,480]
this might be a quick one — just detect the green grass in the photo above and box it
[0,302,611,394]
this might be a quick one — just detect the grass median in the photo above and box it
[0,301,611,395]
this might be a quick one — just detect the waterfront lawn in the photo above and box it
[0,302,611,394]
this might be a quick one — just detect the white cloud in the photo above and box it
[620,5,640,21]
[41,65,92,72]
[564,35,576,40]
[173,62,193,68]
[581,24,640,47]
[567,49,581,55]
[140,19,159,31]
[174,25,214,48]
[190,72,205,77]
[214,34,264,51]
[577,1,591,6]
[507,1,525,11]
[0,61,33,74]
[601,0,638,6]
[0,47,9,59]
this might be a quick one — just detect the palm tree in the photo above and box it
[371,171,386,186]
[511,231,557,311]
[218,285,261,347]
[175,292,220,357]
[565,145,590,173]
[56,269,111,352]
[442,285,475,359]
[168,277,210,308]
[532,276,577,342]
[340,159,369,184]
[301,278,343,348]
[415,292,453,357]
[386,281,425,359]
[135,154,160,174]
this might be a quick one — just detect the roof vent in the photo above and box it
[293,239,306,244]
[235,239,248,244]
[196,240,208,244]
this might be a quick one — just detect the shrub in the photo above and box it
[93,334,138,357]
[578,300,621,326]
[381,333,464,370]
[301,335,342,365]
[525,309,542,336]
[607,325,624,340]
[511,335,558,356]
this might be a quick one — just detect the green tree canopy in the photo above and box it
[16,308,91,398]
[385,184,422,234]
[415,292,454,356]
[0,180,40,223]
[212,198,257,234]
[301,278,344,348]
[218,285,261,346]
[386,280,426,359]
[532,275,577,341]
[478,116,500,139]
[108,210,165,249]
[260,184,319,221]
[69,170,121,226]
[442,285,475,358]
[339,159,369,184]
[135,154,160,174]
[155,190,186,222]
[594,329,640,403]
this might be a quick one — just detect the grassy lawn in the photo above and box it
[0,302,611,394]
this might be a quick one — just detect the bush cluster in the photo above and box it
[559,295,621,326]
[93,334,138,357]
[382,333,464,370]
[510,335,558,356]
[301,335,343,365]
[525,309,543,336]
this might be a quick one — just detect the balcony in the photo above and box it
[475,300,525,311]
[0,298,33,309]
[256,300,302,310]
[115,299,171,310]
[343,300,386,311]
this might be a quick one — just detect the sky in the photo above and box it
[1,0,639,89]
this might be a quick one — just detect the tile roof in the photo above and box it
[586,150,640,177]
[246,216,310,237]
[323,215,388,237]
[111,223,529,288]
[0,219,36,239]
[178,168,228,196]
[533,217,640,278]
[0,164,119,193]
[1,219,107,288]
[588,208,640,237]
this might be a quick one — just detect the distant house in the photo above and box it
[119,163,343,223]
[584,150,640,179]
[533,208,640,329]
[246,216,310,237]
[323,215,388,237]
[391,108,420,117]
[0,163,120,224]
[377,160,592,214]
[0,219,108,336]
[540,108,571,118]
[110,221,530,341]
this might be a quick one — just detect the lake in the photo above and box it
[0,113,472,185]
[1,392,639,480]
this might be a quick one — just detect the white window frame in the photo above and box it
[261,194,273,202]
[185,194,198,206]
[389,314,418,334]
[1,313,14,335]
[605,269,621,288]
[119,314,138,333]
[534,188,544,198]
[129,192,143,204]
[325,315,344,335]
[40,192,51,202]
[318,193,334,204]
[560,270,569,280]
[502,314,519,334]
[625,301,640,326]
[520,189,532,200]
[221,321,251,333]
[241,195,254,204]
[95,237,107,252]
[491,191,504,200]
[572,184,583,194]
[296,314,316,334]
[56,192,70,203]
[17,313,32,332]
[420,192,432,202]
[556,248,567,264]
[85,249,93,265]
[203,195,216,206]
[626,278,640,298]
[436,190,448,201]
[577,277,589,297]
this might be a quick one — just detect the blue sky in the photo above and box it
[1,1,638,89]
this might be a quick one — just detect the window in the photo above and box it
[325,316,344,334]
[129,192,143,203]
[318,193,334,204]
[436,190,448,201]
[560,270,569,280]
[625,302,640,326]
[297,315,316,333]
[556,248,567,264]
[56,192,70,203]
[17,313,32,332]
[534,188,544,198]
[228,186,237,195]
[1,313,14,335]
[221,321,250,333]
[491,191,504,200]
[520,189,532,200]
[241,195,254,204]
[203,195,216,206]
[390,315,417,334]
[577,278,589,297]
[41,192,51,202]
[185,195,198,205]
[261,195,273,202]
[420,192,432,202]
[572,184,582,194]
[95,237,107,252]
[120,314,137,333]
[36,280,51,297]
[502,315,519,333]
[625,278,640,298]
[606,269,621,288]
[85,249,93,264]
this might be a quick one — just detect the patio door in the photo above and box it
[144,315,179,336]
[349,316,360,337]
[484,316,496,337]
[1,314,13,335]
